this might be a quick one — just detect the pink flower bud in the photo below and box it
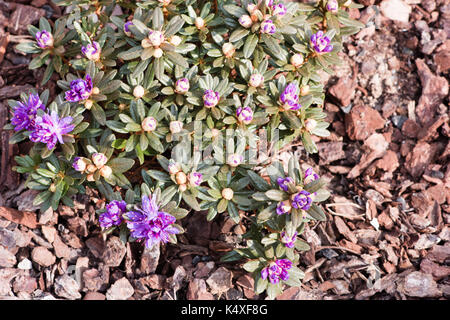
[239,15,253,28]
[195,17,205,29]
[100,165,112,178]
[290,53,304,68]
[249,73,264,87]
[92,153,108,168]
[141,117,158,132]
[304,119,317,132]
[133,85,145,98]
[222,188,234,200]
[148,30,165,47]
[222,42,235,58]
[169,120,183,134]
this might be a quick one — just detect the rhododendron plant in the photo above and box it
[6,0,364,299]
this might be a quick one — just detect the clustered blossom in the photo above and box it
[30,111,75,150]
[276,200,292,215]
[65,74,93,102]
[81,41,101,61]
[291,190,312,211]
[99,200,127,229]
[35,30,53,48]
[260,20,276,34]
[261,259,292,284]
[310,30,333,54]
[11,93,45,132]
[174,78,189,94]
[189,172,203,187]
[125,194,180,248]
[279,83,301,111]
[281,231,297,248]
[148,30,165,47]
[236,106,253,125]
[203,90,220,108]
[277,177,293,192]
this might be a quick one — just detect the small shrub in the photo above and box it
[7,0,363,299]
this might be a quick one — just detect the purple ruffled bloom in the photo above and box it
[280,83,302,110]
[261,259,293,284]
[291,190,312,211]
[11,93,46,132]
[35,30,53,48]
[304,167,319,184]
[281,231,297,248]
[277,177,293,192]
[125,194,180,248]
[276,201,291,215]
[30,111,75,150]
[99,200,127,229]
[65,74,93,102]
[310,30,333,54]
[261,20,276,34]
[81,41,101,60]
[203,89,220,107]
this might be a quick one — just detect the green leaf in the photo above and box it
[307,203,327,221]
[107,158,135,173]
[265,189,287,201]
[182,192,201,211]
[229,28,249,43]
[243,260,261,272]
[165,51,189,68]
[243,33,258,59]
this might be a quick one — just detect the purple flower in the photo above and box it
[276,201,291,215]
[125,194,180,248]
[304,167,319,185]
[281,231,297,248]
[99,200,127,228]
[327,0,339,13]
[236,106,253,124]
[280,83,298,104]
[261,259,293,284]
[280,83,302,111]
[272,4,287,16]
[261,20,276,34]
[291,190,312,211]
[35,30,53,48]
[65,74,93,102]
[124,21,133,35]
[11,93,46,132]
[81,41,101,61]
[189,172,203,187]
[277,177,293,192]
[72,157,87,172]
[310,30,333,54]
[30,111,75,150]
[203,90,220,108]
